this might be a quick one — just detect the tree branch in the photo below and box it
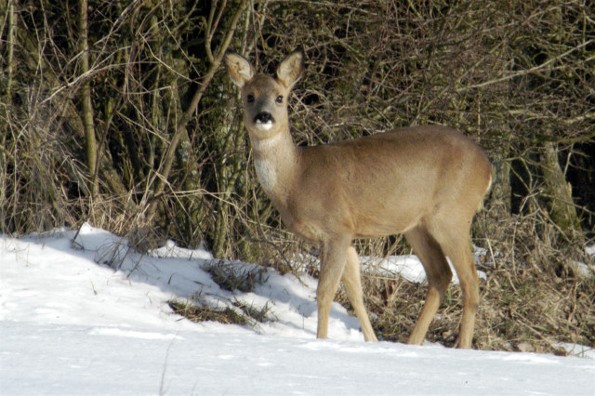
[146,0,249,219]
[456,40,592,93]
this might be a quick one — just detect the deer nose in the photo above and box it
[254,112,274,124]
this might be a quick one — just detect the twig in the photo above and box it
[456,40,592,93]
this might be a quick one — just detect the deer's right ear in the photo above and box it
[224,52,254,88]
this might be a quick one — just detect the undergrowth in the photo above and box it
[169,299,274,329]
[169,261,273,329]
[336,213,595,353]
[173,215,594,355]
[205,261,269,292]
[169,301,250,326]
[338,264,594,353]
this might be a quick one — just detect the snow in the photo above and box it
[361,254,487,284]
[1,223,594,395]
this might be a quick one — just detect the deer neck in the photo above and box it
[250,128,299,205]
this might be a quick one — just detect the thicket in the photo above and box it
[1,0,593,351]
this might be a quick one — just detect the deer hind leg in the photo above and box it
[450,245,478,349]
[342,246,378,342]
[316,237,351,339]
[404,226,452,345]
[433,222,479,349]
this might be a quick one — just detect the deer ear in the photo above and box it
[276,48,304,89]
[224,52,255,88]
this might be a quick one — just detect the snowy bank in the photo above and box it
[1,224,594,395]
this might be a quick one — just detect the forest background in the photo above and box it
[1,0,593,351]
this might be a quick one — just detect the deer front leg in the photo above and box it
[316,237,351,339]
[343,246,378,342]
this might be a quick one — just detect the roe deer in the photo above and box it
[224,49,492,348]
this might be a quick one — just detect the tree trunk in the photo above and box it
[490,143,512,216]
[540,141,580,237]
[79,0,98,197]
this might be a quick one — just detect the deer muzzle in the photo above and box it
[254,112,275,131]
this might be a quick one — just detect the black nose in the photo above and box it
[254,112,274,124]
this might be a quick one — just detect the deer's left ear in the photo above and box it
[225,52,255,88]
[276,48,304,89]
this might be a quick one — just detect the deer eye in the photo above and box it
[246,94,255,103]
[275,95,283,104]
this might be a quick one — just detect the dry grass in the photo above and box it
[205,261,269,293]
[335,264,594,352]
[169,260,275,328]
[174,215,594,353]
[168,298,274,328]
[334,213,595,352]
[168,300,249,326]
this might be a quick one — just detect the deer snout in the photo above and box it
[254,112,275,131]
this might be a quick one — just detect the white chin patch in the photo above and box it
[255,120,274,131]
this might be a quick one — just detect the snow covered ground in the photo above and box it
[1,223,594,395]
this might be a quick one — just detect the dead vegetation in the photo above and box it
[205,260,269,293]
[336,211,594,352]
[175,214,593,352]
[169,300,251,327]
[169,262,274,329]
